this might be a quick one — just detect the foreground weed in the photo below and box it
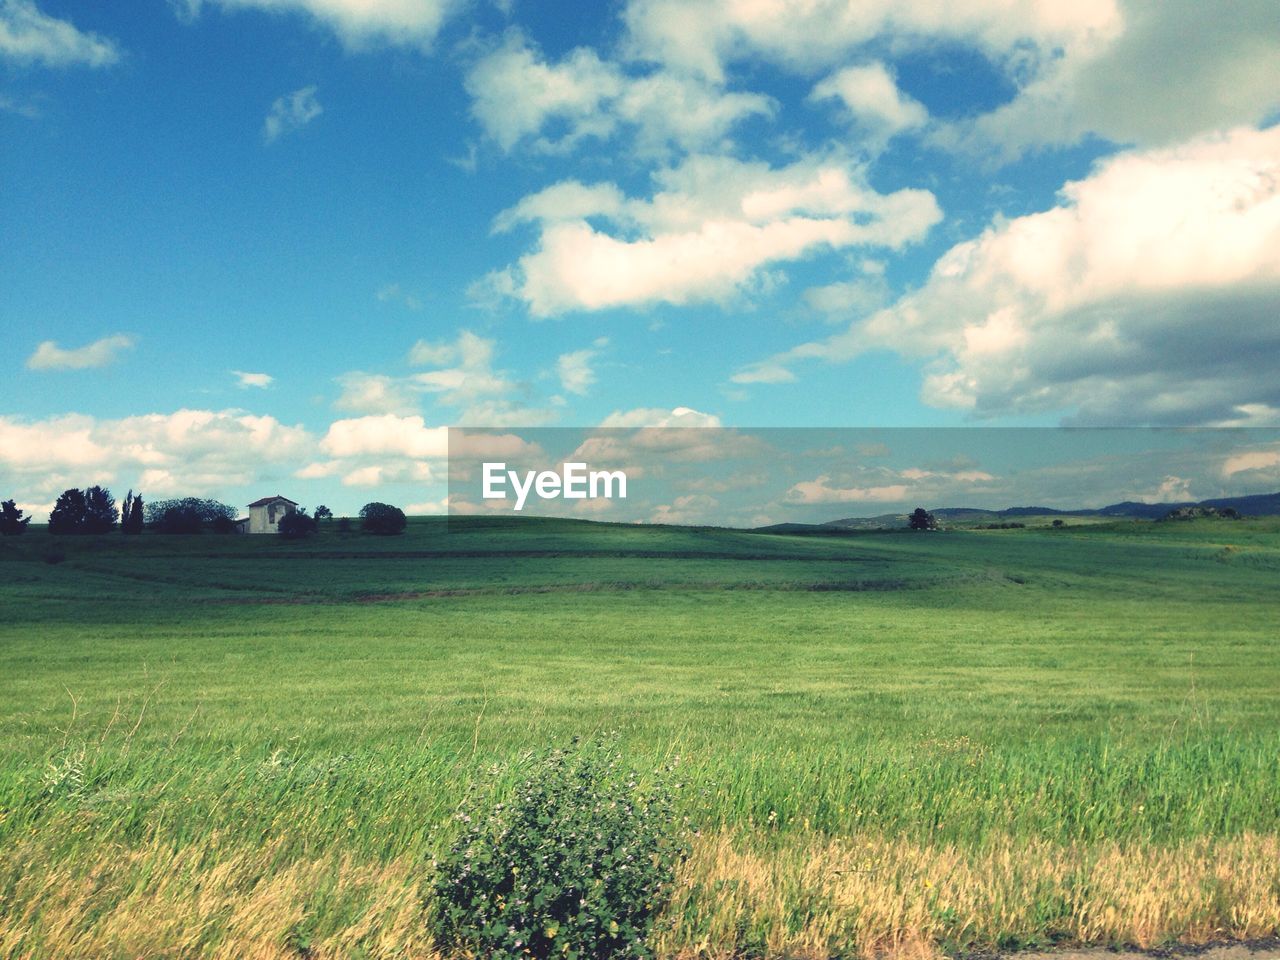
[430,736,689,960]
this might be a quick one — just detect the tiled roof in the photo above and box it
[246,495,298,508]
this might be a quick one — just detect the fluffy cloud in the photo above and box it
[408,330,510,401]
[739,126,1280,425]
[178,0,456,49]
[465,31,620,152]
[622,0,1118,84]
[320,414,446,459]
[0,409,313,507]
[0,0,120,67]
[305,414,447,488]
[810,62,927,141]
[465,30,772,154]
[621,0,1278,158]
[334,372,418,416]
[26,334,134,371]
[952,0,1280,158]
[263,85,321,143]
[1221,449,1280,479]
[494,154,941,316]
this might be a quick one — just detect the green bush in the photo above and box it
[277,510,318,540]
[430,737,687,960]
[359,502,407,535]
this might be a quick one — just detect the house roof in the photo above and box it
[246,495,298,508]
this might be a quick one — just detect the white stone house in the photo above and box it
[245,495,298,534]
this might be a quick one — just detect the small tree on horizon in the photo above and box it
[908,507,937,531]
[359,502,407,535]
[314,505,332,522]
[1,499,30,536]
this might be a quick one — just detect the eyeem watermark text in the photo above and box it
[482,462,627,511]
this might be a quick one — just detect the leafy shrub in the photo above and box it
[151,506,205,534]
[359,502,407,535]
[277,510,318,539]
[430,737,687,960]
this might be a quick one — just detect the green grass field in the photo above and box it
[2,517,1278,958]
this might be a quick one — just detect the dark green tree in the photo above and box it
[146,498,237,534]
[908,507,937,531]
[48,488,88,534]
[121,491,145,534]
[313,505,332,522]
[0,499,31,536]
[359,502,407,535]
[82,485,117,534]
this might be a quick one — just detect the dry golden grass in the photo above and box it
[4,832,1278,959]
[0,837,434,960]
[658,831,1280,959]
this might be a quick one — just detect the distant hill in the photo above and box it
[813,491,1280,530]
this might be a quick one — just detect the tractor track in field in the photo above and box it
[189,575,928,604]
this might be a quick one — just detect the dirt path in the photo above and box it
[992,940,1280,960]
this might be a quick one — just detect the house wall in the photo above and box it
[248,500,296,534]
[248,504,270,534]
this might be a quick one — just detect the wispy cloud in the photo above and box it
[177,0,457,50]
[555,337,608,396]
[376,283,423,311]
[263,85,322,143]
[26,334,134,371]
[232,370,273,389]
[0,0,120,68]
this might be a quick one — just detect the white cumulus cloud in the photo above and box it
[320,414,447,459]
[738,126,1280,425]
[0,409,313,507]
[810,62,927,141]
[494,154,941,317]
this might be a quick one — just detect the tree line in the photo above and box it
[0,487,408,537]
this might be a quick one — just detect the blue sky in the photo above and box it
[2,0,1279,519]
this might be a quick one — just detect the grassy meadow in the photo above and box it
[1,516,1279,958]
